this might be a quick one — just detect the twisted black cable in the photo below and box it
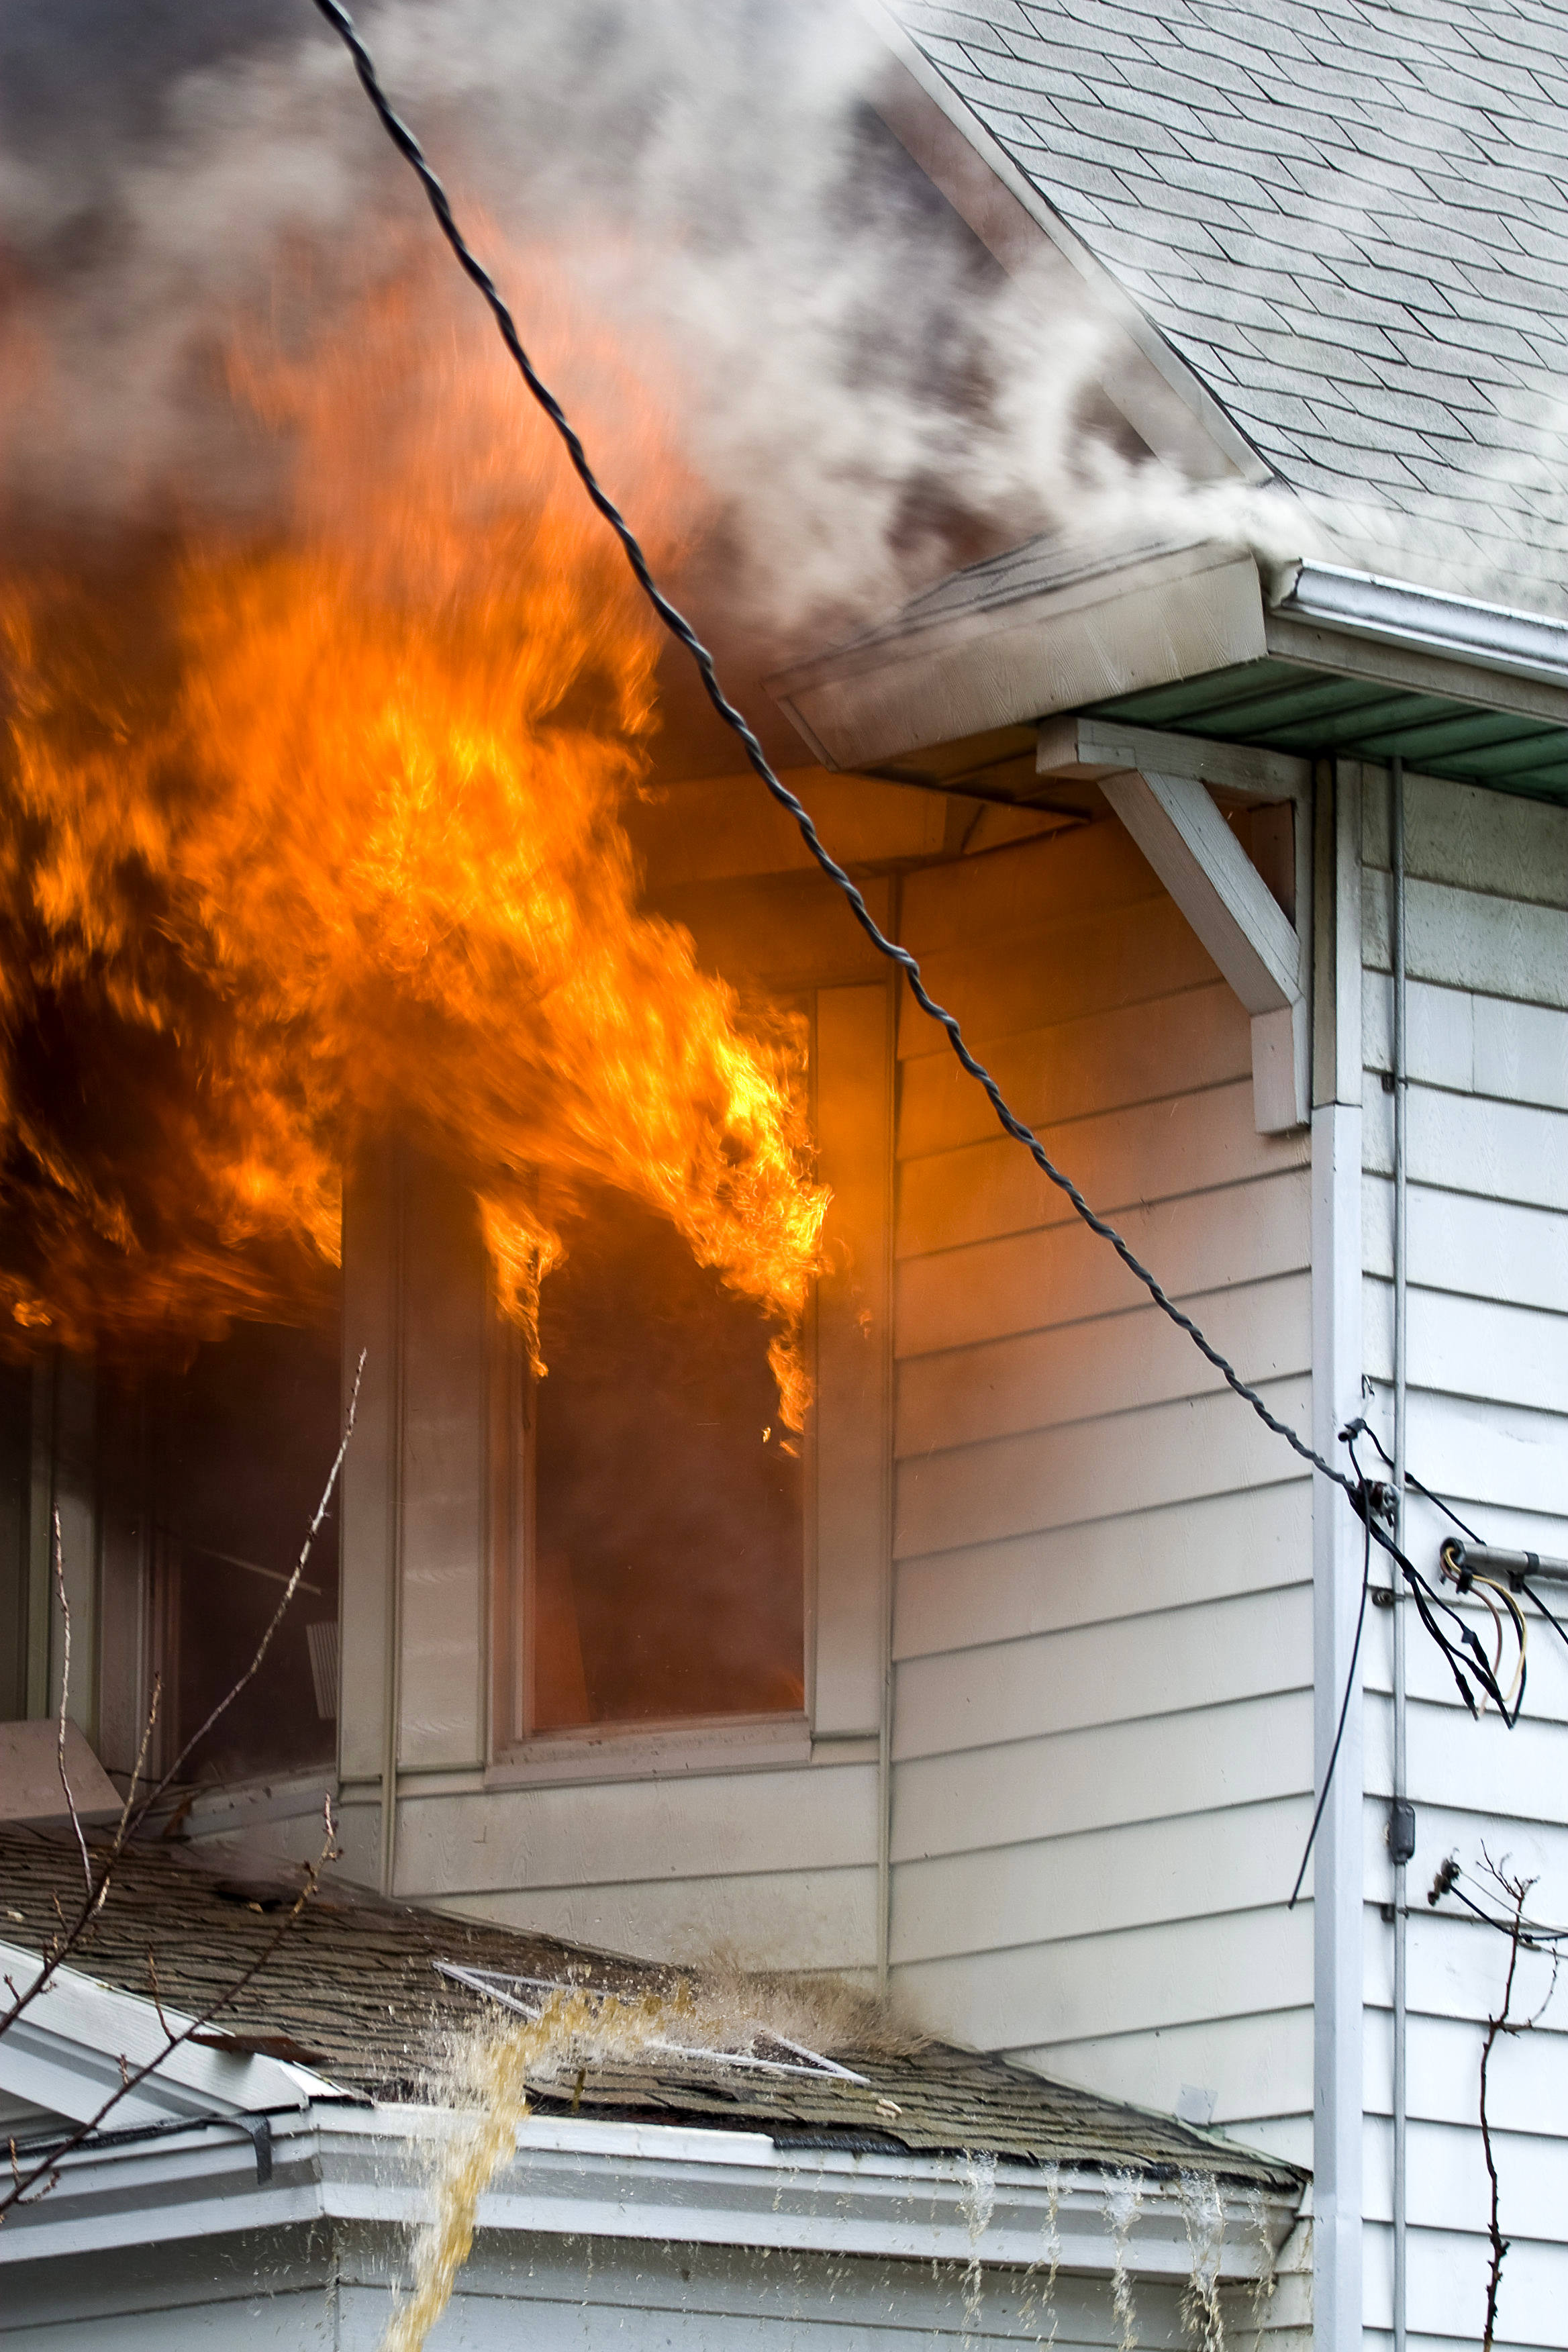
[1288,1461,1372,1909]
[309,0,1354,1499]
[1359,1422,1485,1546]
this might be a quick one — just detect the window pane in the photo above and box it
[530,1189,804,1731]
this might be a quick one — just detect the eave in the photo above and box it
[770,540,1568,806]
[0,2100,1302,2284]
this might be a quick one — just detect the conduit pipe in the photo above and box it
[1391,754,1410,2352]
[1444,1542,1568,1587]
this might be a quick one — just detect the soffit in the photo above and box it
[1089,656,1568,804]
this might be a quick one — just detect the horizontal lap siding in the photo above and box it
[1361,772,1568,2352]
[887,820,1313,2157]
[434,1862,879,1977]
[391,1760,882,1977]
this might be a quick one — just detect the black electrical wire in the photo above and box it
[1286,1426,1526,1909]
[1340,1419,1519,1724]
[1363,1406,1563,1685]
[308,0,1531,1785]
[306,0,1356,1506]
[1359,1422,1485,1547]
[1449,1883,1568,1951]
[1516,1574,1568,1663]
[1287,1447,1373,1909]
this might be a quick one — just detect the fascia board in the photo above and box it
[0,2120,326,2263]
[858,0,1270,487]
[773,543,1267,767]
[3,2100,1302,2280]
[0,1939,318,2125]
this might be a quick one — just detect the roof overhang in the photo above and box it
[0,1937,322,2141]
[771,536,1269,773]
[770,540,1568,804]
[1,2097,1301,2282]
[859,1,1268,489]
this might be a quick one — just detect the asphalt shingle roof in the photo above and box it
[1,1826,1297,2190]
[891,0,1568,610]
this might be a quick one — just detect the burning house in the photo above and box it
[3,1,1567,2347]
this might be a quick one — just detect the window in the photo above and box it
[112,1314,344,1785]
[519,1185,805,1737]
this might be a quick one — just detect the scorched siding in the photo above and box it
[1360,769,1568,2352]
[885,813,1315,2166]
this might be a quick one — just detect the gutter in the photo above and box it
[1271,562,1568,693]
[0,2098,1304,2280]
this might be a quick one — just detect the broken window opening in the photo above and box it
[515,1183,807,1741]
[107,1308,345,1787]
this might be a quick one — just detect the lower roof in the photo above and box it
[0,1824,1297,2193]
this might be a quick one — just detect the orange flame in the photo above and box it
[0,244,828,1422]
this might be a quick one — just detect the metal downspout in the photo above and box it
[1310,755,1366,2352]
[1391,754,1409,2352]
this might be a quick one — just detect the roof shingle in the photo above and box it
[1,1825,1297,2190]
[892,0,1568,609]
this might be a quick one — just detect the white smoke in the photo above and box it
[0,0,1315,650]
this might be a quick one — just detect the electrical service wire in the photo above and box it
[1287,1448,1372,1908]
[1447,1881,1568,1952]
[1517,1575,1568,1661]
[308,0,1541,1808]
[1287,1431,1530,1906]
[305,0,1347,1492]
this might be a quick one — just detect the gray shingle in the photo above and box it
[892,0,1568,603]
[0,1828,1303,2186]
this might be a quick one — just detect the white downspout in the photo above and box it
[1390,756,1410,2352]
[1310,757,1365,2351]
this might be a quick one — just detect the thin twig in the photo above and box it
[0,1355,363,2051]
[152,1350,365,1800]
[52,1511,93,1899]
[0,1800,338,2220]
[146,1952,173,2042]
[1475,1854,1558,2352]
[113,1673,161,1847]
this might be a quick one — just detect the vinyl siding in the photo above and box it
[886,815,1315,2163]
[1360,771,1568,2352]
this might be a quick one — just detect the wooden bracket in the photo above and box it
[1039,719,1310,1133]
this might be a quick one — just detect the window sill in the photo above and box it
[485,1712,812,1790]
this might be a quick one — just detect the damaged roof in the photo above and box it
[0,1825,1297,2192]
[889,0,1568,605]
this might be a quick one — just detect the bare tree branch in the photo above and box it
[0,1800,340,2220]
[1475,1853,1558,2352]
[0,1351,364,2055]
[154,1351,364,1799]
[51,1511,92,1900]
